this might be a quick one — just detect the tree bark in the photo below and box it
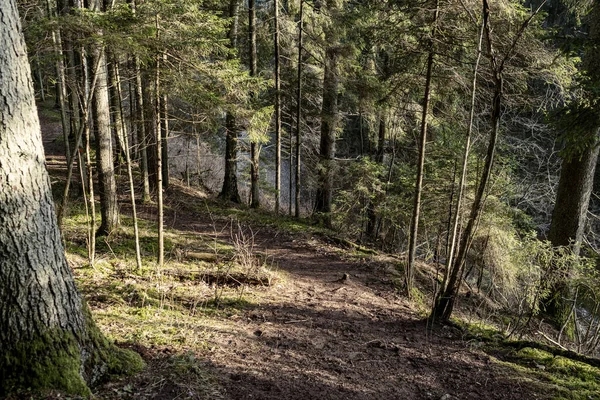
[219,0,242,203]
[294,0,304,218]
[543,3,600,322]
[108,51,126,164]
[548,1,600,255]
[315,44,339,228]
[134,55,151,202]
[155,14,164,269]
[90,0,118,236]
[274,0,281,214]
[0,1,142,394]
[366,114,386,238]
[549,141,600,253]
[249,0,260,208]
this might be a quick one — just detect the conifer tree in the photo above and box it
[0,1,142,393]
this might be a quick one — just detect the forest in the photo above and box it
[2,0,600,398]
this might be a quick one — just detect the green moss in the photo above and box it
[485,344,600,399]
[408,286,428,313]
[82,302,145,384]
[508,347,600,399]
[453,321,600,399]
[460,320,506,342]
[0,303,145,398]
[1,330,90,397]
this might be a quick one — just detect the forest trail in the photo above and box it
[38,111,541,400]
[164,207,539,400]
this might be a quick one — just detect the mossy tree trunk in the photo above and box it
[0,1,143,395]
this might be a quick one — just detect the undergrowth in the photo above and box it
[60,200,284,398]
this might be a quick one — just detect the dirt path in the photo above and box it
[159,182,540,400]
[181,225,537,400]
[38,110,540,400]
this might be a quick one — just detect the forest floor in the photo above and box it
[36,106,600,400]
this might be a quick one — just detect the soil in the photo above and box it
[38,110,544,400]
[166,218,539,400]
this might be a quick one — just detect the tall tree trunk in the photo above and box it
[161,88,169,190]
[144,72,158,193]
[221,113,242,202]
[544,2,600,321]
[91,48,119,235]
[35,58,46,102]
[406,0,439,294]
[155,14,164,269]
[134,55,151,202]
[366,50,391,240]
[59,1,86,197]
[65,40,81,150]
[47,0,71,161]
[85,107,96,266]
[366,113,386,238]
[90,0,118,236]
[108,52,126,163]
[57,48,100,227]
[544,138,600,319]
[315,43,339,228]
[549,2,600,255]
[219,0,242,203]
[0,1,142,394]
[433,0,501,322]
[81,48,96,266]
[294,0,303,218]
[274,0,282,214]
[249,0,260,208]
[129,0,149,202]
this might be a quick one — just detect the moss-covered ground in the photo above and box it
[463,322,600,400]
